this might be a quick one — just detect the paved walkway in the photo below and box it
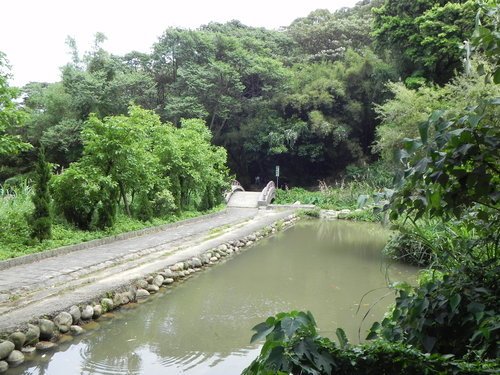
[0,207,295,332]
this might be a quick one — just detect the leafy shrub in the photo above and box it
[0,182,33,256]
[299,208,321,218]
[29,148,52,241]
[384,232,435,266]
[152,188,177,217]
[243,311,498,375]
[369,262,499,360]
[133,192,154,222]
[51,164,116,230]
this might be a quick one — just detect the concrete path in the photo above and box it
[0,207,295,333]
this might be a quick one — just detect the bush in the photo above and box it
[369,262,499,360]
[243,311,498,375]
[384,232,435,266]
[51,164,116,230]
[29,148,52,241]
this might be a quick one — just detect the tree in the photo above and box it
[374,64,500,162]
[0,52,31,156]
[373,0,478,84]
[287,4,375,62]
[81,106,160,216]
[472,0,500,83]
[30,148,52,241]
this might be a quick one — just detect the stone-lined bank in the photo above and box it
[0,214,298,373]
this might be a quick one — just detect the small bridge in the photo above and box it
[226,180,276,208]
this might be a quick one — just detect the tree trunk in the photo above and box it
[119,181,131,216]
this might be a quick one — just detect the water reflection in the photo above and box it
[12,220,416,375]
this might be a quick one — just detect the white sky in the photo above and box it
[1,0,359,86]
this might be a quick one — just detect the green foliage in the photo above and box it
[0,52,31,156]
[29,148,52,241]
[472,1,500,83]
[275,162,393,210]
[373,0,478,83]
[384,231,435,267]
[298,208,321,219]
[287,4,375,62]
[243,311,498,375]
[0,182,33,256]
[369,263,499,360]
[374,69,500,162]
[51,106,228,227]
[390,99,499,261]
[51,164,116,230]
[0,192,224,261]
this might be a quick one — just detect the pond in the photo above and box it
[12,220,416,375]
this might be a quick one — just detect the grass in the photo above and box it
[0,183,224,261]
[275,181,382,210]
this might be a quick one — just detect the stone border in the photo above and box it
[0,209,227,271]
[0,214,299,372]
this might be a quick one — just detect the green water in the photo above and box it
[13,220,416,375]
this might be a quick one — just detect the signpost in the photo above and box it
[275,165,280,188]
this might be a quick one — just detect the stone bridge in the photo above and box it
[225,180,276,208]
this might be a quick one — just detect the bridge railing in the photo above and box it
[258,181,276,207]
[224,180,245,203]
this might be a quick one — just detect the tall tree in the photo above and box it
[30,148,52,241]
[0,52,31,156]
[373,0,478,84]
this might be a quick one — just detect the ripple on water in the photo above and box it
[79,345,141,375]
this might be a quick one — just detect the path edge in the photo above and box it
[0,209,228,271]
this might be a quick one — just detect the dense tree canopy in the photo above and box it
[373,0,478,84]
[1,0,492,188]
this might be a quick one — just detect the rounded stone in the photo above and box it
[69,305,81,323]
[113,293,129,306]
[171,262,184,272]
[0,341,15,361]
[38,319,55,340]
[54,312,73,333]
[146,284,159,293]
[246,241,254,246]
[210,257,218,262]
[152,275,164,287]
[35,341,56,352]
[25,324,40,346]
[6,350,24,367]
[135,279,148,289]
[70,325,84,336]
[136,289,150,299]
[126,288,136,303]
[163,269,174,278]
[93,305,103,318]
[100,298,114,312]
[191,257,202,268]
[145,276,154,283]
[162,278,174,285]
[218,244,228,251]
[0,360,7,373]
[81,305,94,320]
[8,332,26,351]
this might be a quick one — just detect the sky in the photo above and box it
[1,0,359,86]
